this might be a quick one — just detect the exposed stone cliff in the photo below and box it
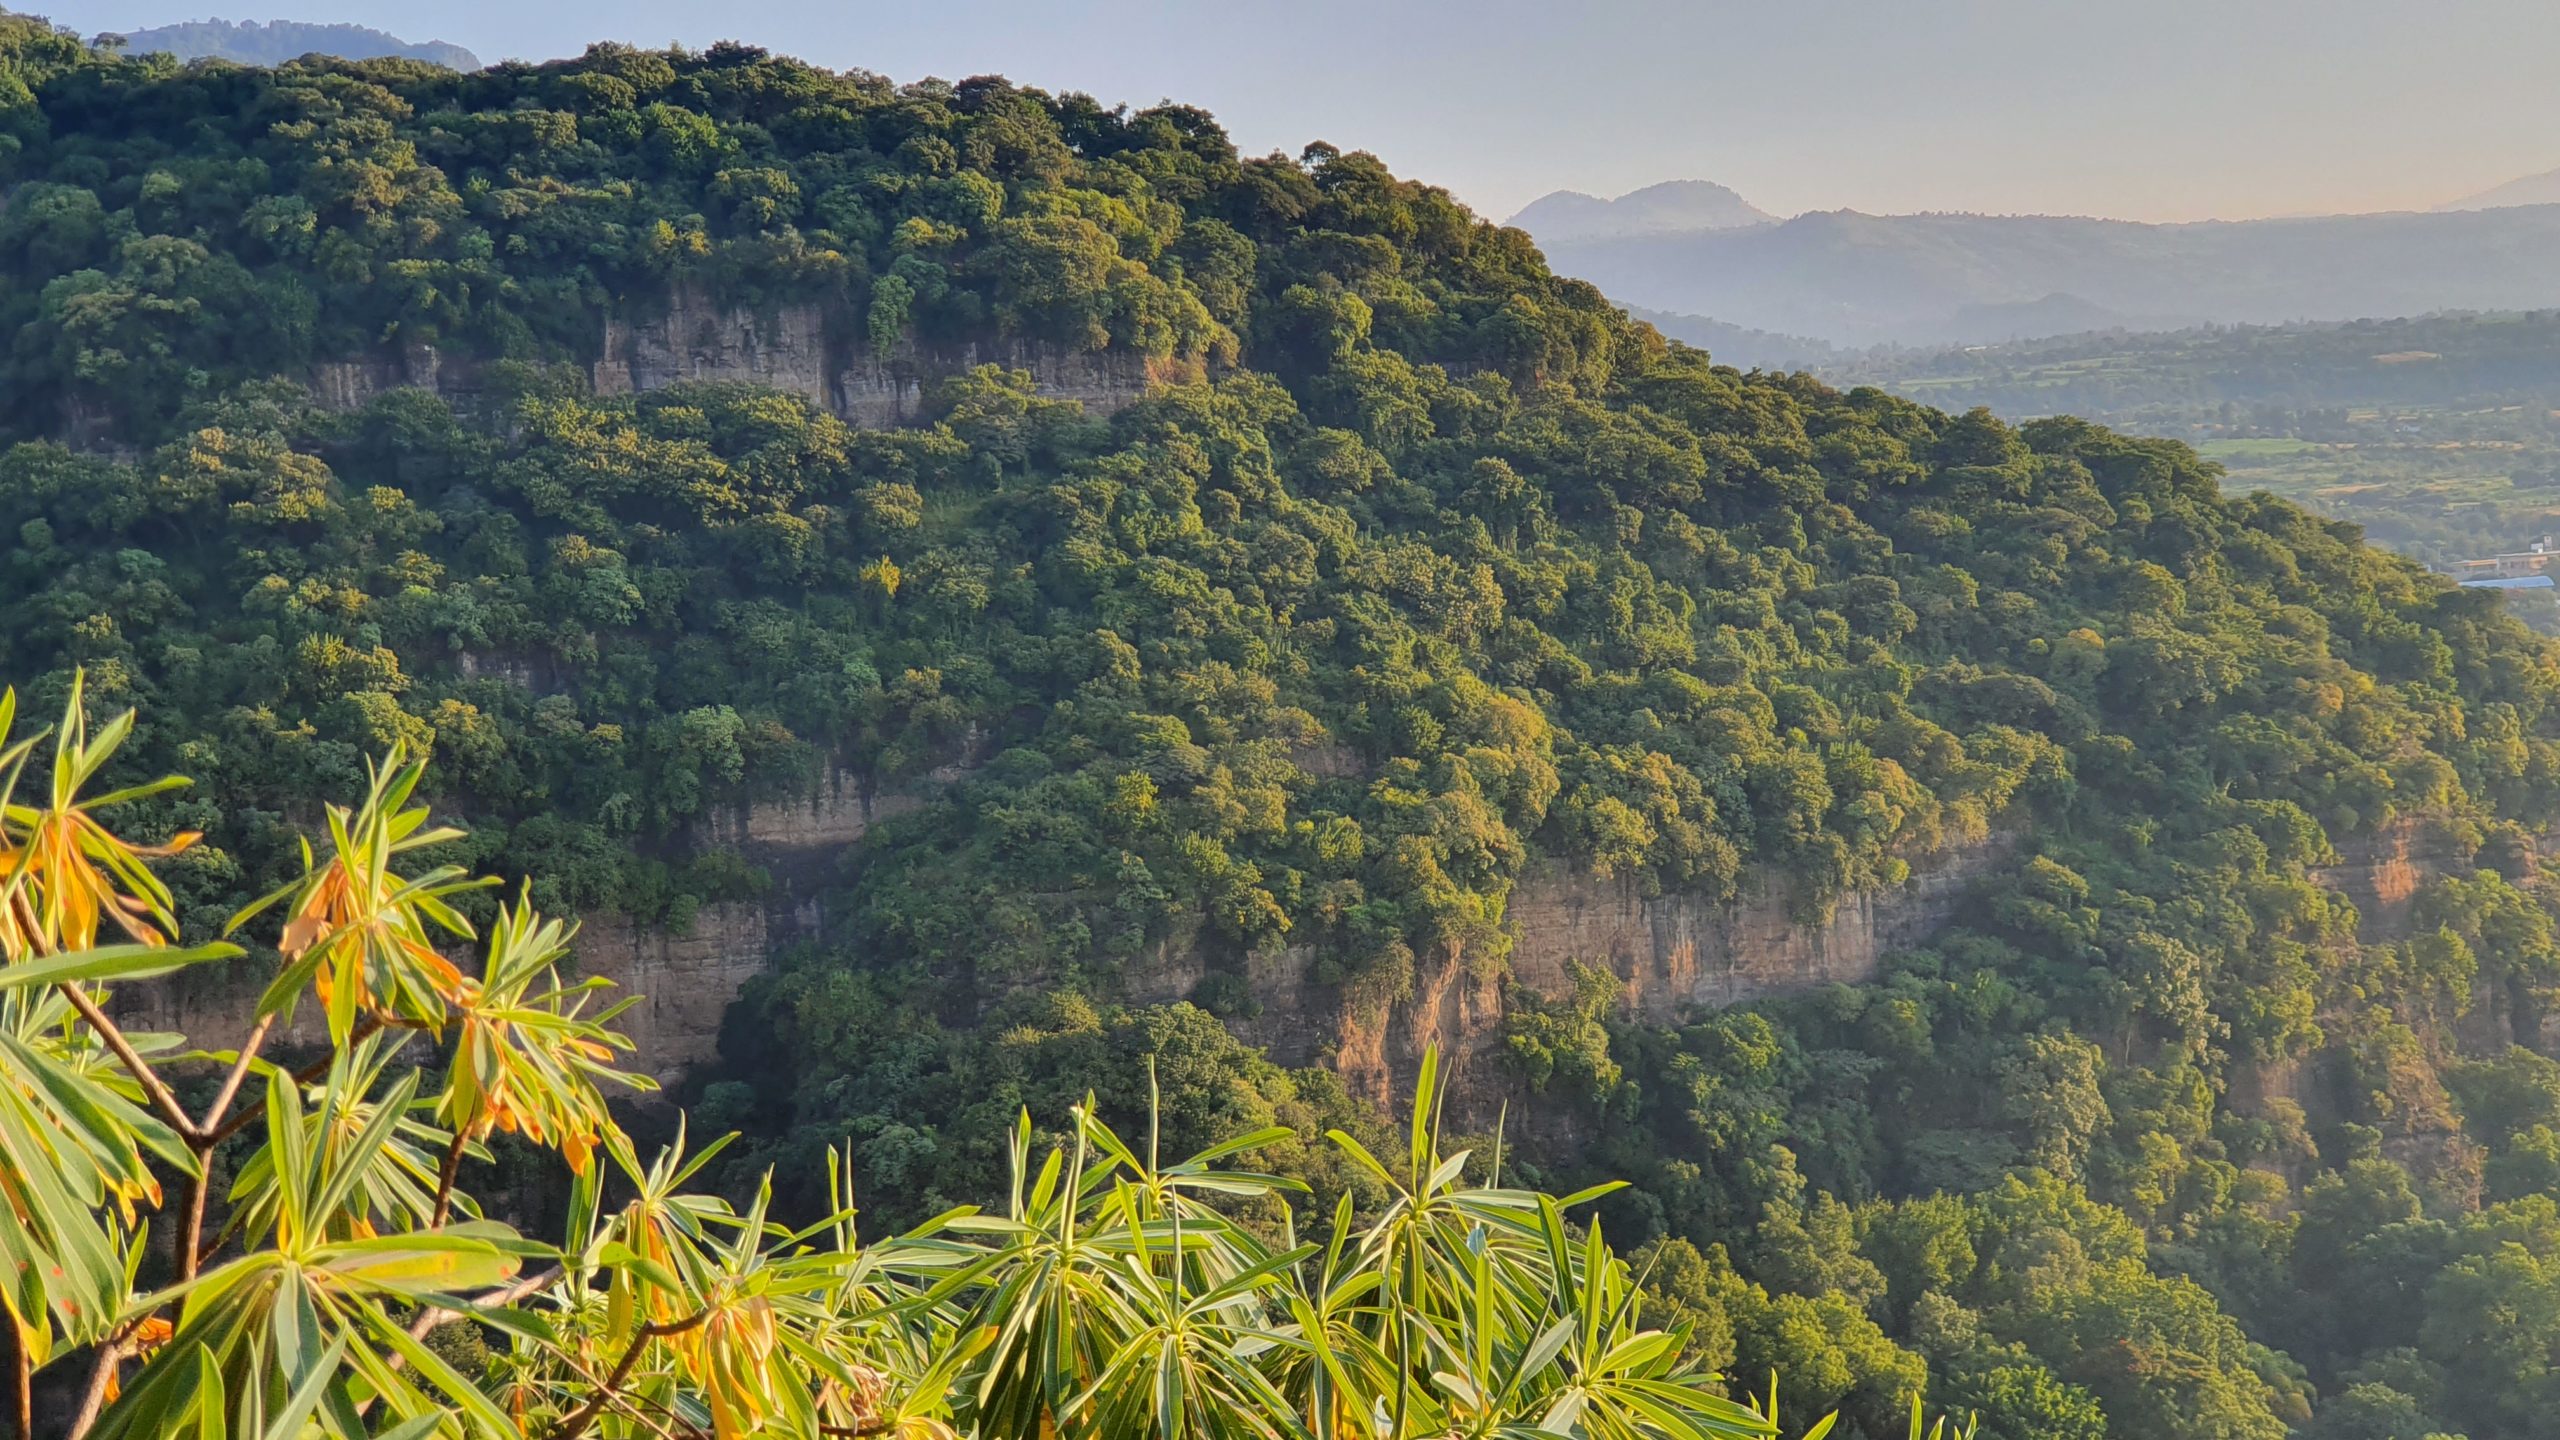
[127,783,2523,1115]
[307,286,1174,423]
[116,898,775,1086]
[112,768,949,1086]
[1122,837,2022,1112]
[120,807,2016,1098]
[590,289,833,410]
[2309,814,2443,942]
[2225,816,2547,1195]
[573,903,773,1079]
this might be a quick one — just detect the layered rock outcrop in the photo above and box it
[312,341,451,411]
[1500,850,2013,1020]
[591,291,833,409]
[1124,837,2021,1109]
[124,775,2522,1108]
[117,900,776,1086]
[307,286,1175,423]
[2310,814,2468,942]
[572,903,772,1079]
[110,767,953,1088]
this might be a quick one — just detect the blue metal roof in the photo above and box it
[2460,575,2557,590]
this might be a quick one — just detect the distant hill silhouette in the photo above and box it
[1506,180,1771,242]
[105,18,480,69]
[2438,167,2560,212]
[1541,205,2560,347]
[1625,306,1835,371]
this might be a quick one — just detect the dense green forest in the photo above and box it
[8,16,2560,1438]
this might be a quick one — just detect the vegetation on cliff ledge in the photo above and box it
[4,14,2560,1438]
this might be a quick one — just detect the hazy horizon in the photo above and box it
[38,0,2560,225]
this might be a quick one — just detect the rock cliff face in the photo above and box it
[702,785,883,850]
[2228,817,2546,1188]
[1499,850,2014,1020]
[307,287,1173,423]
[119,900,774,1087]
[119,810,2015,1101]
[832,339,1198,426]
[123,768,2525,1112]
[1123,837,2023,1112]
[312,341,453,412]
[571,749,996,1081]
[109,766,955,1089]
[572,903,772,1079]
[2310,815,2445,941]
[2304,814,2556,1050]
[591,291,833,409]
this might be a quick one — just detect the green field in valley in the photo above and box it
[1828,321,2560,628]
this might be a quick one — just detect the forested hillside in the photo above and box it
[9,17,2560,1439]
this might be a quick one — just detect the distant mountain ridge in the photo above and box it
[1543,203,2560,348]
[1505,179,1771,242]
[105,18,480,69]
[1624,306,1835,371]
[2439,166,2560,212]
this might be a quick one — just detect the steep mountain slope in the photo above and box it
[6,17,2560,1439]
[1541,205,2560,346]
[103,17,482,69]
[1507,179,1773,241]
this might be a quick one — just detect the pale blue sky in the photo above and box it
[36,0,2560,223]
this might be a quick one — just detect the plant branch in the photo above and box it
[173,1014,276,1283]
[203,1014,384,1146]
[60,1325,139,1440]
[174,1166,217,1286]
[58,981,196,1140]
[429,1129,470,1229]
[537,1335,690,1440]
[548,1310,711,1440]
[354,1267,569,1420]
[7,1325,29,1440]
[196,1013,275,1134]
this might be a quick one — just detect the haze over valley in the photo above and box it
[1513,179,2560,348]
[1499,170,2560,604]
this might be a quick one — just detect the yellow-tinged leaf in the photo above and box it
[315,1238,522,1296]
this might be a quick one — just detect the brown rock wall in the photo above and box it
[1502,845,2013,1021]
[593,290,833,408]
[568,904,770,1083]
[305,285,1169,424]
[2312,816,2440,941]
[1123,836,2020,1107]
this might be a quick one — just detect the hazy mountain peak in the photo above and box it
[103,18,482,70]
[1507,179,1772,242]
[2439,166,2560,212]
